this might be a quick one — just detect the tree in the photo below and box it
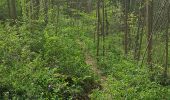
[146,0,153,70]
[102,0,105,56]
[8,0,17,20]
[97,0,101,60]
[44,0,49,25]
[134,1,144,61]
[124,0,129,56]
[105,6,109,35]
[163,1,169,85]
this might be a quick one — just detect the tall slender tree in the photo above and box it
[44,0,49,25]
[102,0,105,56]
[97,0,101,60]
[134,1,143,61]
[124,0,129,56]
[105,5,109,35]
[163,1,169,85]
[146,0,153,70]
[8,0,17,20]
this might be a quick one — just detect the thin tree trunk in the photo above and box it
[97,0,100,61]
[30,0,33,32]
[138,21,144,61]
[105,6,109,35]
[146,0,153,70]
[11,0,17,19]
[8,0,17,21]
[134,3,142,61]
[163,2,169,85]
[138,1,145,62]
[7,0,10,18]
[94,5,98,43]
[102,0,105,56]
[124,0,129,56]
[44,0,49,25]
[134,14,141,60]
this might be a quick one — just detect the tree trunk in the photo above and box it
[7,0,10,18]
[137,1,145,61]
[138,21,144,61]
[29,0,33,32]
[146,0,153,70]
[105,7,109,35]
[163,2,169,85]
[102,0,105,56]
[97,0,101,61]
[134,2,143,61]
[134,13,141,60]
[8,0,17,20]
[124,0,129,56]
[44,0,49,25]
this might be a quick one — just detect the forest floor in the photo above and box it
[77,39,107,84]
[85,52,107,83]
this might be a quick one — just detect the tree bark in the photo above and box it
[8,0,17,20]
[44,0,49,25]
[102,0,105,56]
[7,0,10,18]
[97,0,101,60]
[163,2,169,85]
[124,0,129,56]
[146,0,153,70]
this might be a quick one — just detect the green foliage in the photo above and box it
[89,35,170,99]
[0,19,97,99]
[1,0,170,99]
[44,25,92,77]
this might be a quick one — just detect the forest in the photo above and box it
[0,0,170,99]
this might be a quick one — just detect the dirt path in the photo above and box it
[77,39,106,82]
[85,53,106,82]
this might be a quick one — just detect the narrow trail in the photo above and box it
[85,53,107,82]
[77,39,107,83]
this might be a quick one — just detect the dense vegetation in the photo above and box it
[0,0,170,99]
